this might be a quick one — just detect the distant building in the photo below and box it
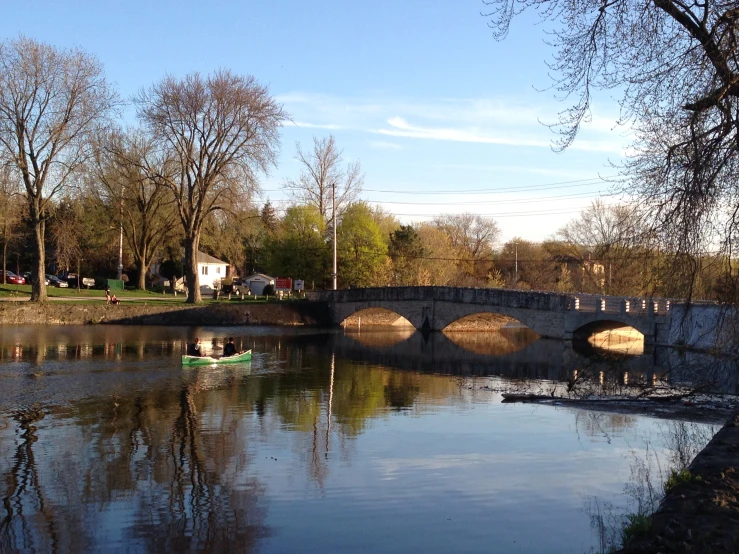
[195,251,229,291]
[242,273,275,295]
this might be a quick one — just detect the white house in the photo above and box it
[242,273,274,295]
[196,251,229,291]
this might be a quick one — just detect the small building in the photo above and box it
[196,251,229,291]
[242,273,275,296]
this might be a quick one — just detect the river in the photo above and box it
[0,325,723,553]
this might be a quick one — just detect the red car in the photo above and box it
[0,271,25,285]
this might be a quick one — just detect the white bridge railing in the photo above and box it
[570,294,671,316]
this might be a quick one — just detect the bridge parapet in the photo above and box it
[317,286,573,312]
[569,294,672,316]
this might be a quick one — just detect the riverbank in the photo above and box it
[0,302,527,330]
[615,410,739,553]
[0,300,329,326]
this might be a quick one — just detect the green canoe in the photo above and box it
[181,350,252,366]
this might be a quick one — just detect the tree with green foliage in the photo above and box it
[337,202,388,288]
[263,205,330,287]
[388,225,425,285]
[50,194,117,282]
[414,223,459,285]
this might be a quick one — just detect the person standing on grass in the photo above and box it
[105,286,111,304]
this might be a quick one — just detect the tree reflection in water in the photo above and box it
[0,327,728,552]
[0,372,270,553]
[1,406,72,553]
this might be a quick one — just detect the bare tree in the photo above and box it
[483,0,739,296]
[432,213,500,259]
[136,70,285,303]
[557,200,654,295]
[0,37,117,301]
[432,213,500,285]
[283,135,363,223]
[94,130,176,290]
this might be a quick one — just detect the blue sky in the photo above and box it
[1,0,631,243]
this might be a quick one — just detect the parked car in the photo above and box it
[46,274,68,288]
[61,273,78,287]
[0,271,25,285]
[221,282,241,295]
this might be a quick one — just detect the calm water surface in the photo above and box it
[0,326,721,553]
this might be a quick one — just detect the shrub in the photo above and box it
[664,468,701,494]
[262,284,275,296]
[621,513,651,546]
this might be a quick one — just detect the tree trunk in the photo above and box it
[135,242,148,290]
[30,202,47,302]
[2,237,6,286]
[184,234,201,303]
[136,258,147,290]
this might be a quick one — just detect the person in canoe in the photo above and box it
[223,337,240,357]
[187,337,202,357]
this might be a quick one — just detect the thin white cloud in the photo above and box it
[372,116,625,153]
[375,116,551,148]
[276,92,628,154]
[368,140,403,150]
[282,120,342,130]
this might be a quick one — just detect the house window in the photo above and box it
[201,266,208,276]
[216,267,221,274]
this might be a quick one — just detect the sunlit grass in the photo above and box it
[0,284,167,298]
[0,284,306,304]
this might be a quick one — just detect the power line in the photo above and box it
[260,175,621,196]
[266,191,616,207]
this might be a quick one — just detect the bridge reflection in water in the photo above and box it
[335,326,739,395]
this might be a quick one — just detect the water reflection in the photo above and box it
[0,326,729,553]
[1,378,269,552]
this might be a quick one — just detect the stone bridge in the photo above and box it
[308,287,684,346]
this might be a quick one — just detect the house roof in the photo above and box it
[197,251,228,265]
[244,273,274,281]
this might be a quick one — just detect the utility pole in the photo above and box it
[332,181,337,290]
[514,241,518,285]
[116,198,123,281]
[117,222,123,280]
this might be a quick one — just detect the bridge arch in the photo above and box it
[441,312,534,333]
[432,302,562,338]
[570,315,653,342]
[339,307,414,328]
[571,319,646,354]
